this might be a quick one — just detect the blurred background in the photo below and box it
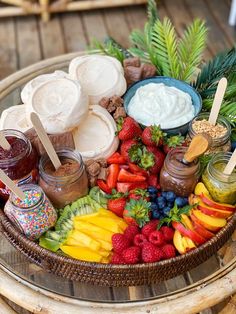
[0,0,235,80]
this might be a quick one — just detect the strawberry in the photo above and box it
[111,253,126,264]
[133,234,148,247]
[148,230,165,247]
[107,152,126,164]
[142,242,164,263]
[106,164,120,189]
[146,146,165,174]
[141,125,165,147]
[118,117,142,141]
[141,220,159,238]
[112,233,130,254]
[120,139,139,162]
[147,174,158,187]
[162,244,176,259]
[128,163,148,177]
[122,246,141,264]
[160,226,174,243]
[118,168,146,183]
[124,224,140,241]
[129,188,149,201]
[97,180,112,194]
[123,199,151,227]
[107,191,127,217]
[163,135,185,154]
[117,182,148,193]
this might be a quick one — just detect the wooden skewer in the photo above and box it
[30,112,61,170]
[223,149,236,175]
[208,77,227,126]
[183,134,210,163]
[0,132,11,150]
[0,169,25,200]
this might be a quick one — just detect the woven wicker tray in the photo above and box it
[0,209,235,286]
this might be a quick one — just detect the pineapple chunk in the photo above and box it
[74,221,113,241]
[60,245,103,262]
[66,230,101,251]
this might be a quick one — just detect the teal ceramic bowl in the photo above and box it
[123,76,202,135]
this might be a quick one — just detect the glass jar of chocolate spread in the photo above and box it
[4,184,57,240]
[0,129,38,201]
[39,149,88,208]
[202,152,236,204]
[160,147,201,197]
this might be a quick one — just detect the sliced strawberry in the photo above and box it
[117,183,133,193]
[118,169,146,183]
[107,152,126,165]
[108,197,127,217]
[106,164,120,189]
[128,163,148,177]
[129,182,148,190]
[147,174,158,187]
[97,180,112,194]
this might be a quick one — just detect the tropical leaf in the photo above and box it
[147,0,159,27]
[177,19,208,82]
[152,17,179,77]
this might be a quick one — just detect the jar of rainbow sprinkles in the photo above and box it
[4,184,57,240]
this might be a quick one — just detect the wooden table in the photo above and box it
[0,53,236,314]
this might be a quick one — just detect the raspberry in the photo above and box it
[160,226,174,243]
[148,230,165,246]
[122,246,141,264]
[124,224,140,241]
[142,242,164,263]
[141,220,159,237]
[112,233,130,254]
[111,253,126,264]
[133,234,148,247]
[162,244,176,259]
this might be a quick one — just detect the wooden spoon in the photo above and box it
[0,169,25,200]
[30,112,61,170]
[208,77,227,126]
[223,149,236,175]
[0,132,11,150]
[183,134,210,164]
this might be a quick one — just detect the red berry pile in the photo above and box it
[111,221,176,264]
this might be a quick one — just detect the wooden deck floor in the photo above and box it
[0,0,235,81]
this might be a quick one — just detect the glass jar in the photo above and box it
[39,149,88,208]
[160,147,201,197]
[4,184,57,240]
[0,129,38,200]
[202,152,236,204]
[188,113,231,154]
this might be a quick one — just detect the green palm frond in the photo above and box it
[177,19,208,82]
[152,17,179,77]
[147,0,159,27]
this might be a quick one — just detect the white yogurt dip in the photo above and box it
[127,83,194,128]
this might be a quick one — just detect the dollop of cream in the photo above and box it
[68,55,127,105]
[128,83,194,128]
[26,77,89,134]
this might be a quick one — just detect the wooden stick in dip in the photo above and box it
[0,132,11,150]
[223,149,236,175]
[0,169,25,200]
[30,112,61,170]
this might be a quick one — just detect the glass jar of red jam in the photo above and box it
[39,149,88,208]
[0,129,38,200]
[160,147,201,197]
[4,184,57,240]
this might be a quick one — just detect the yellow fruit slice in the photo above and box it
[60,245,102,262]
[194,182,211,198]
[66,230,101,251]
[98,209,128,230]
[184,236,196,249]
[87,217,121,233]
[101,257,110,264]
[97,239,113,251]
[74,212,99,221]
[99,249,110,257]
[74,221,113,241]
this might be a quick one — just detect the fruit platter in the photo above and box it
[0,1,236,287]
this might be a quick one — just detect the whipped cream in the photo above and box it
[0,105,32,133]
[128,83,194,128]
[26,77,89,134]
[69,55,127,105]
[21,71,67,105]
[72,105,119,160]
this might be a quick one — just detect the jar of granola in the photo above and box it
[188,113,231,154]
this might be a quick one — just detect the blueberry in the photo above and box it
[175,197,186,208]
[163,206,171,216]
[161,191,168,198]
[149,194,157,202]
[147,186,158,194]
[150,202,158,211]
[152,210,161,219]
[167,201,174,208]
[157,196,166,209]
[165,191,176,202]
[159,214,165,219]
[183,197,189,206]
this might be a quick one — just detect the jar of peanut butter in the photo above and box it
[39,149,88,208]
[160,147,201,197]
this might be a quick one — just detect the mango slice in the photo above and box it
[66,230,101,251]
[74,221,113,241]
[60,245,103,262]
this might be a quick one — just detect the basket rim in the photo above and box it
[1,209,236,270]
